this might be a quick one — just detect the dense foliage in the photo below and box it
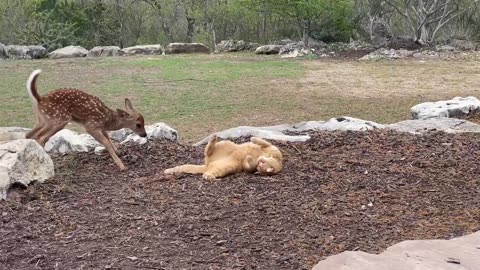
[0,0,478,50]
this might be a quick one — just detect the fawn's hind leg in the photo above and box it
[26,113,46,140]
[37,121,68,147]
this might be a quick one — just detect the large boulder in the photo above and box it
[6,45,47,59]
[0,43,7,59]
[120,44,164,56]
[411,96,480,119]
[165,43,209,54]
[0,139,54,200]
[48,46,88,59]
[255,45,283,55]
[215,40,260,52]
[194,117,383,146]
[88,46,121,57]
[0,127,30,142]
[311,231,480,270]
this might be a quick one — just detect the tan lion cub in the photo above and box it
[164,135,283,181]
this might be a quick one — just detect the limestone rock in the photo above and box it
[311,231,480,270]
[6,45,47,59]
[0,43,7,59]
[88,46,121,57]
[411,96,480,119]
[120,44,164,56]
[0,127,30,142]
[255,45,283,55]
[44,129,100,153]
[116,122,178,144]
[194,117,383,146]
[215,40,259,52]
[165,43,209,54]
[387,118,480,134]
[48,46,88,59]
[0,139,54,200]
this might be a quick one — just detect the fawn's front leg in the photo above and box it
[87,128,126,171]
[102,130,120,156]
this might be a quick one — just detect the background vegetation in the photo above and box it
[0,0,479,51]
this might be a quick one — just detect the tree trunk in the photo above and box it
[186,17,195,43]
[162,20,173,43]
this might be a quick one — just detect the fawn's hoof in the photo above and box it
[202,173,216,181]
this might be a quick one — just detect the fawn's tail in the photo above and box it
[27,69,42,106]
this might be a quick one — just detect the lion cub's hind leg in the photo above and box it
[164,164,206,175]
[205,134,218,156]
[202,159,242,181]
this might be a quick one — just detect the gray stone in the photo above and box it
[255,45,283,55]
[0,127,30,142]
[117,122,178,144]
[411,96,480,119]
[6,45,47,59]
[449,39,477,51]
[48,46,88,59]
[0,139,54,200]
[194,117,383,146]
[120,44,164,56]
[360,48,415,61]
[0,43,7,59]
[44,123,177,154]
[311,231,480,270]
[165,43,209,54]
[215,40,259,52]
[279,42,313,58]
[87,46,121,57]
[387,118,480,134]
[44,129,100,153]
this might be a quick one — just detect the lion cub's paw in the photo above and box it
[164,168,176,174]
[202,172,216,181]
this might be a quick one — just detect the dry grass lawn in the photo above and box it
[0,54,479,142]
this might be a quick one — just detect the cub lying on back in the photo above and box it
[164,135,283,181]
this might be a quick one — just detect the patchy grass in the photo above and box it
[0,54,479,142]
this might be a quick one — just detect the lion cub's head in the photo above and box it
[256,156,282,176]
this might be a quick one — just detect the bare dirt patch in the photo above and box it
[1,131,479,269]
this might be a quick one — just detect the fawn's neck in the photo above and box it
[105,110,125,131]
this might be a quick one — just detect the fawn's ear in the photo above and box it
[116,108,129,118]
[125,98,134,111]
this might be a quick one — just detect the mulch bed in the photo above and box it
[1,131,479,270]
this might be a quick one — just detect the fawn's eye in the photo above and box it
[136,124,142,128]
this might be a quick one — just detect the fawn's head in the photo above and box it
[116,98,147,137]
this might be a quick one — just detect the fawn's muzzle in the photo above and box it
[139,132,147,137]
